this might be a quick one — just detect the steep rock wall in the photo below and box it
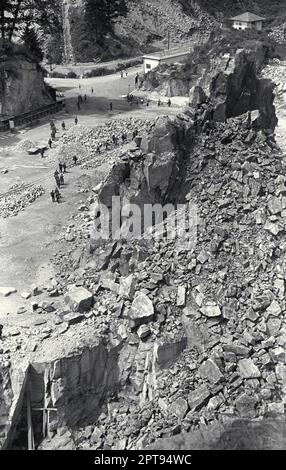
[0,54,55,119]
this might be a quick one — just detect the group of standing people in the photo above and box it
[77,92,87,111]
[51,162,67,203]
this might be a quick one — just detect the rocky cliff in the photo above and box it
[140,39,277,129]
[0,44,55,119]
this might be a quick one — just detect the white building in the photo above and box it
[230,12,266,31]
[143,50,191,74]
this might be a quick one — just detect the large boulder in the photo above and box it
[129,292,154,327]
[64,287,93,312]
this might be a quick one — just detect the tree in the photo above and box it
[0,0,62,42]
[21,24,43,60]
[84,0,127,42]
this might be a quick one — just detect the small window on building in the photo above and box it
[146,64,151,69]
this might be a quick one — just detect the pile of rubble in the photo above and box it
[2,106,286,450]
[12,139,36,152]
[50,118,156,168]
[0,183,44,218]
[25,110,284,450]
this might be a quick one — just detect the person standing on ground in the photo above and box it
[75,116,78,125]
[59,162,63,173]
[73,155,78,165]
[84,94,87,103]
[79,83,81,90]
[0,324,3,339]
[55,175,60,188]
[109,102,113,112]
[168,99,171,107]
[55,187,61,203]
[63,162,67,173]
[62,121,66,131]
[60,173,64,186]
[40,148,45,158]
[50,190,55,202]
[158,99,161,107]
[91,88,94,94]
[121,71,123,79]
[48,138,52,149]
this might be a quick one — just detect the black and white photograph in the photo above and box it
[0,0,286,458]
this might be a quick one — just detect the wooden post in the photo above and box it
[27,390,35,450]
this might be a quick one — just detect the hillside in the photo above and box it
[62,0,286,63]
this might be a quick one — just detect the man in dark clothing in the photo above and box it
[60,173,64,186]
[63,163,67,173]
[40,148,45,158]
[109,102,113,112]
[55,187,61,203]
[55,175,60,187]
[168,99,171,107]
[48,138,52,149]
[0,324,3,339]
[133,129,138,140]
[91,88,94,93]
[50,190,55,202]
[62,121,66,131]
[158,99,161,107]
[59,162,63,173]
[75,116,78,125]
[84,94,87,103]
[73,155,78,165]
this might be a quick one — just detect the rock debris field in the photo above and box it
[2,103,286,450]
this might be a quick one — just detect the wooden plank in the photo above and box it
[27,391,35,451]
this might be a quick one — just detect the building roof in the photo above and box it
[230,12,266,22]
[143,50,190,61]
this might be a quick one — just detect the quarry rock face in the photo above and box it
[140,44,277,130]
[0,52,55,118]
[209,49,278,129]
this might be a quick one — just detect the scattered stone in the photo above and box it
[188,384,211,411]
[169,398,188,419]
[199,359,223,384]
[177,286,186,307]
[62,312,85,326]
[119,274,136,300]
[0,287,17,297]
[137,324,151,340]
[21,292,31,300]
[238,358,261,379]
[200,303,221,318]
[235,393,258,418]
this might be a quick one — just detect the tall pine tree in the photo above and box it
[21,24,43,59]
[84,0,127,42]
